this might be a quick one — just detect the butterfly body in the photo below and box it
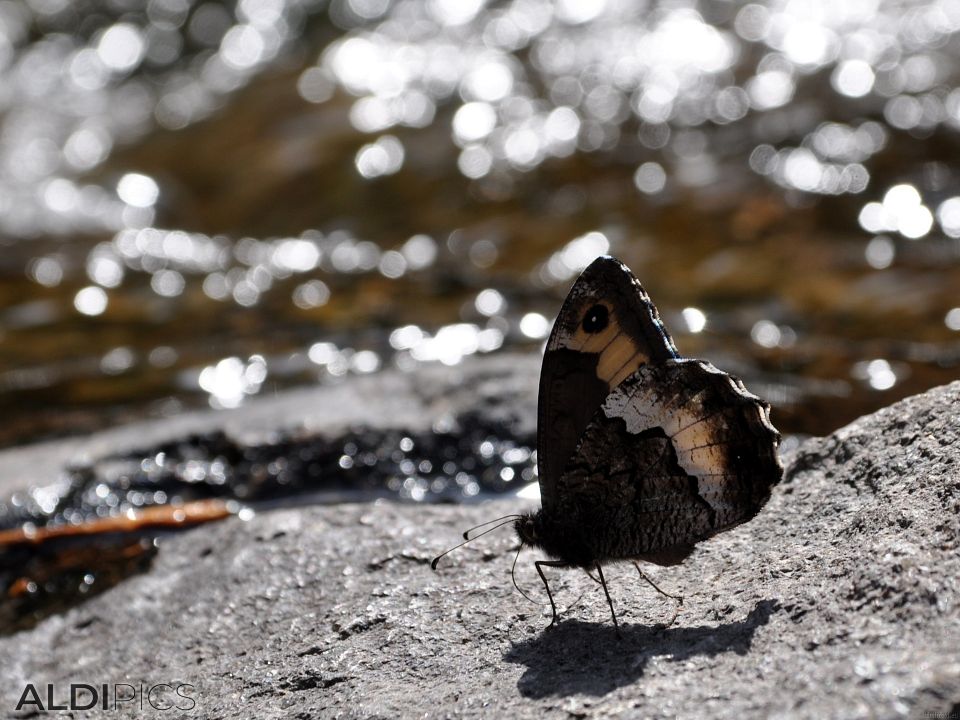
[516,256,783,626]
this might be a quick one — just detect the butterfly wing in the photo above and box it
[537,256,680,514]
[552,359,782,564]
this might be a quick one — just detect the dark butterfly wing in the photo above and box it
[551,359,782,564]
[537,256,680,514]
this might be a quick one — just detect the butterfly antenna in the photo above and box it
[510,543,539,605]
[461,514,521,540]
[431,517,518,570]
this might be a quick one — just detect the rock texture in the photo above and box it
[1,359,959,719]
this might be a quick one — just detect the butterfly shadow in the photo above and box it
[503,598,780,699]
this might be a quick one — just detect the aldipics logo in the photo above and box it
[14,682,196,712]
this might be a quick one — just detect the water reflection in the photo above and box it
[852,358,904,391]
[1,0,960,444]
[197,355,267,409]
[0,0,307,237]
[518,313,549,340]
[859,184,935,238]
[74,286,108,316]
[540,231,610,284]
[682,308,707,335]
[945,308,960,331]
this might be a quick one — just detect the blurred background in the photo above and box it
[2,0,960,449]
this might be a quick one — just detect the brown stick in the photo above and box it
[0,499,233,548]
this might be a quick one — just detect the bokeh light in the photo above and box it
[4,0,960,448]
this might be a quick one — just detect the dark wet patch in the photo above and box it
[0,411,534,633]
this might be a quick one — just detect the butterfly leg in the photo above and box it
[594,563,620,631]
[633,562,683,626]
[534,560,569,627]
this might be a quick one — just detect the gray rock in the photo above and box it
[1,359,959,719]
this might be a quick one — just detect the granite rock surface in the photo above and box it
[0,357,958,718]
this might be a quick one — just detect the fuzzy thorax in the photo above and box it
[514,510,594,567]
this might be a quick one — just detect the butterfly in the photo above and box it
[434,255,783,629]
